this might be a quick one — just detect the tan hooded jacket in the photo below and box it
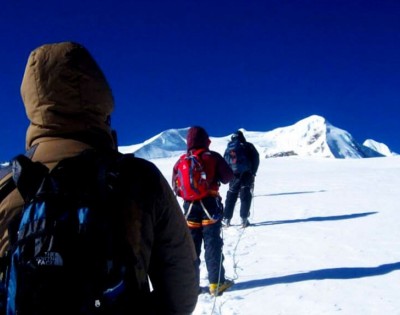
[0,42,198,314]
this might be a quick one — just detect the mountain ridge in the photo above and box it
[119,115,396,160]
[1,115,394,167]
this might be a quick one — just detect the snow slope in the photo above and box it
[152,154,400,315]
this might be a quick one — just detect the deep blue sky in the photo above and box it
[1,0,400,161]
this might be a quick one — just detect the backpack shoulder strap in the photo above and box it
[191,148,207,157]
[0,145,38,205]
[0,175,15,206]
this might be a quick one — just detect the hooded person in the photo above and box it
[0,42,198,315]
[223,129,260,228]
[231,130,246,143]
[172,126,235,296]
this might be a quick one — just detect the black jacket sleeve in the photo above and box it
[246,143,260,175]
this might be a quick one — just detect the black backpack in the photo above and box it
[224,140,251,174]
[0,149,149,315]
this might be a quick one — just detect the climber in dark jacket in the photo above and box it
[223,130,260,228]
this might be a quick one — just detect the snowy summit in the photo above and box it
[119,115,396,160]
[1,115,396,167]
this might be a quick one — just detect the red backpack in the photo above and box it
[174,149,209,201]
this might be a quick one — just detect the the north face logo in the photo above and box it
[36,252,63,266]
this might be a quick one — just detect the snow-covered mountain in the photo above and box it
[119,115,396,160]
[0,115,394,167]
[119,128,188,160]
[363,139,393,156]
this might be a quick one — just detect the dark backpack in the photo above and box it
[225,140,251,174]
[0,149,148,315]
[174,149,209,201]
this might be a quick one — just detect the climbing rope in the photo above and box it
[209,218,244,314]
[208,186,256,314]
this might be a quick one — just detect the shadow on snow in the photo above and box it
[230,261,400,292]
[254,190,326,197]
[252,211,377,226]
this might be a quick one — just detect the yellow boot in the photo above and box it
[209,279,234,296]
